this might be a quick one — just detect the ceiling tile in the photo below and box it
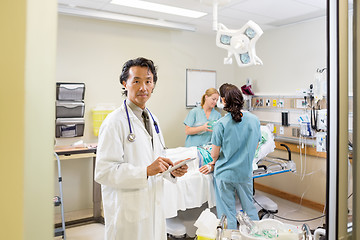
[227,0,322,20]
[294,0,326,9]
[219,7,276,24]
[58,0,329,33]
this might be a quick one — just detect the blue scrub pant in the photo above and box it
[214,178,259,229]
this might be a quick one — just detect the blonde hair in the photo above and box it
[201,88,219,107]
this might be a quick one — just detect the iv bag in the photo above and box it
[313,70,327,102]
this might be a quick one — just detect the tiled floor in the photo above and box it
[54,191,326,240]
[55,223,104,240]
[258,191,326,230]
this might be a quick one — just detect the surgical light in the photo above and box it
[216,21,263,67]
[240,53,250,64]
[204,0,263,67]
[245,28,256,39]
[111,0,207,18]
[220,35,231,45]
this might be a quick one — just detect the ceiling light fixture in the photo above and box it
[58,5,196,31]
[110,0,207,18]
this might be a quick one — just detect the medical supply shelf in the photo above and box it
[56,101,85,118]
[54,146,104,228]
[56,82,85,101]
[55,82,86,138]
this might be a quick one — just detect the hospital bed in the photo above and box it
[163,126,296,239]
[164,146,216,239]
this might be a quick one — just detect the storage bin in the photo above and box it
[196,235,215,240]
[56,101,85,118]
[56,82,85,101]
[92,108,114,136]
[56,118,85,138]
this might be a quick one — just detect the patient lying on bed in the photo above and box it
[197,125,275,169]
[162,125,275,219]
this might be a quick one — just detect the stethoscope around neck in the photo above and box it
[124,99,160,142]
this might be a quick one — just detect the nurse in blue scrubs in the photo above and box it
[199,83,261,229]
[184,88,221,147]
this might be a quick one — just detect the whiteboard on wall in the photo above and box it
[186,69,216,108]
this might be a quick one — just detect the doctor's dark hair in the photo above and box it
[219,83,244,122]
[119,57,158,96]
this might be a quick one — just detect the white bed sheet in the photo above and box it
[163,147,216,218]
[162,126,276,219]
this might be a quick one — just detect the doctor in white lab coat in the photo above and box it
[95,57,188,240]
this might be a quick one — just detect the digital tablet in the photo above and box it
[161,157,196,175]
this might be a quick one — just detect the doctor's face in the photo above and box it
[123,66,155,109]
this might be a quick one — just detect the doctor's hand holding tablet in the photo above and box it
[167,158,191,177]
[147,157,193,177]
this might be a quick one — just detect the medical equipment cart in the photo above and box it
[54,152,66,239]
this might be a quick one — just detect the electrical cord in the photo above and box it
[253,196,325,223]
[311,106,318,131]
[292,168,322,178]
[317,68,327,73]
[253,191,354,223]
[273,213,325,222]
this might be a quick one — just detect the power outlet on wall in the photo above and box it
[265,99,270,106]
[272,99,277,107]
[279,126,284,135]
[259,99,263,106]
[278,99,284,107]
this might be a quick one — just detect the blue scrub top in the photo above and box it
[184,106,221,147]
[211,111,261,183]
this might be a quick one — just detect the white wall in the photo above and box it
[235,17,327,95]
[56,14,237,148]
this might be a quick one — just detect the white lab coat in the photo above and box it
[95,101,174,240]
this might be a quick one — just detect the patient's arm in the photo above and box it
[199,144,220,175]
